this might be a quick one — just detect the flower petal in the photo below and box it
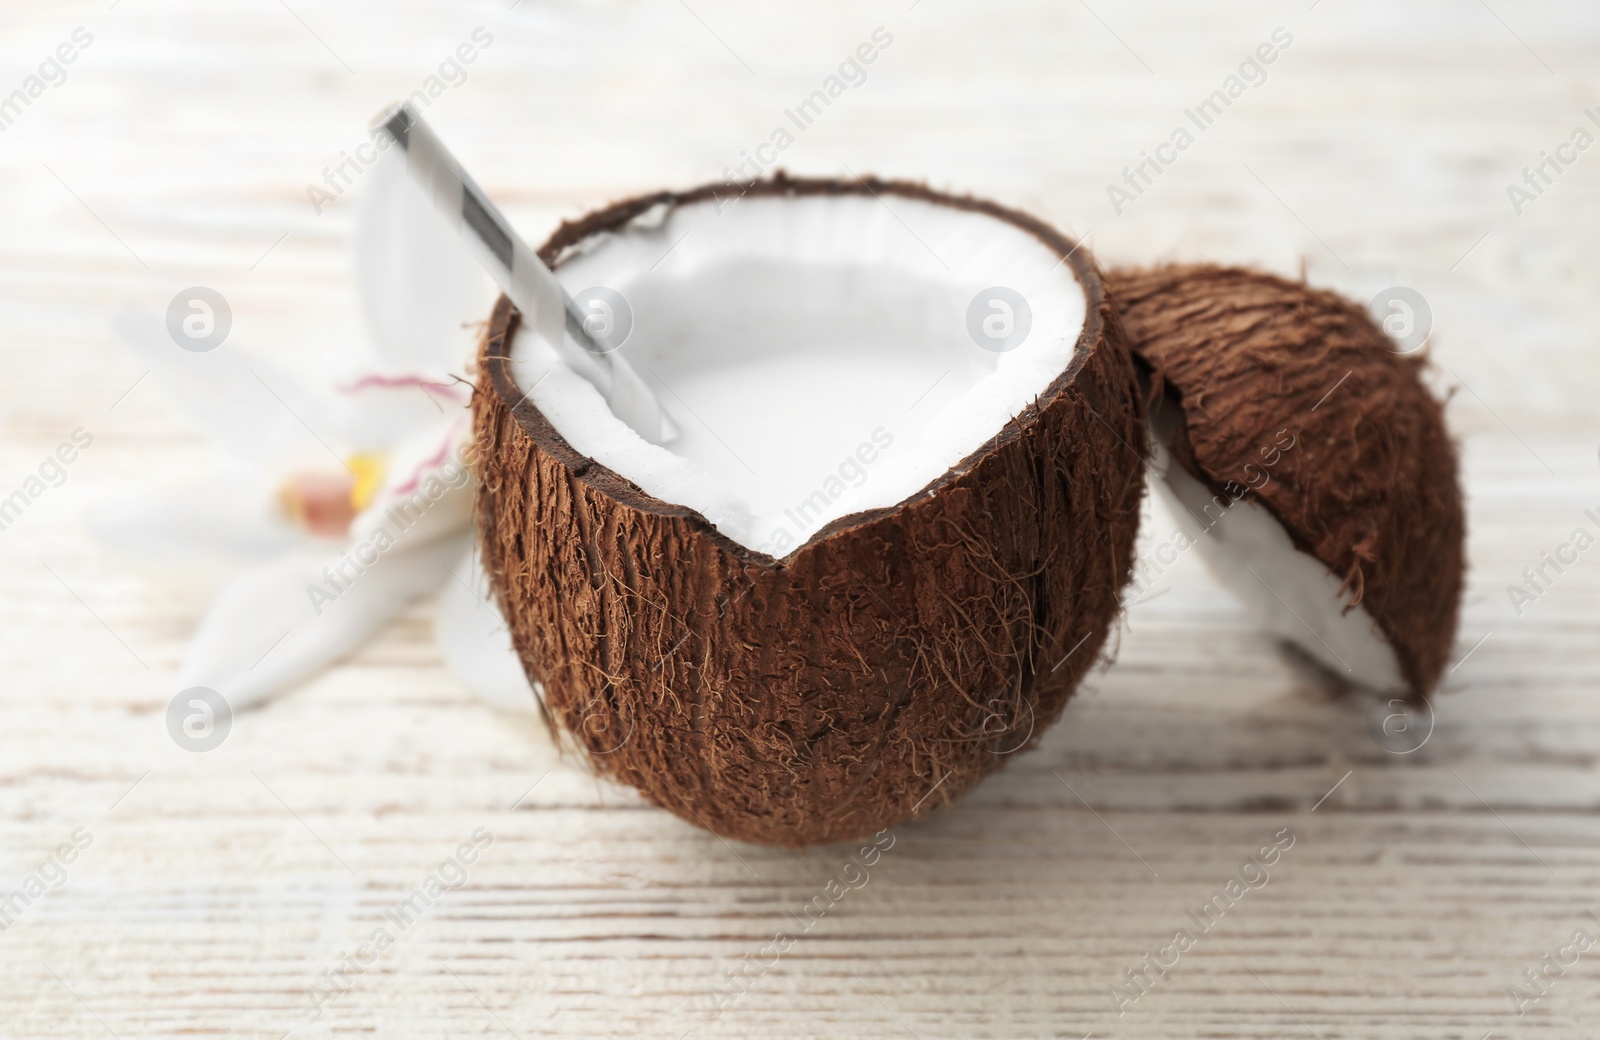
[179,534,467,712]
[88,470,304,563]
[356,149,494,373]
[436,546,538,713]
[114,309,343,470]
[348,414,475,553]
[115,308,472,472]
[328,372,472,451]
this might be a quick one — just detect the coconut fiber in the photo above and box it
[1109,264,1464,696]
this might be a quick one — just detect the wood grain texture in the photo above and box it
[2,0,1598,1036]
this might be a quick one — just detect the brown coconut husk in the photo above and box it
[1108,264,1465,696]
[473,175,1146,847]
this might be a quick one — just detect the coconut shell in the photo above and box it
[473,175,1146,847]
[1108,264,1464,696]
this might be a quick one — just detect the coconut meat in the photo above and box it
[1147,404,1405,692]
[507,193,1085,558]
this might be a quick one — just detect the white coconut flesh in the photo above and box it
[508,193,1086,558]
[1145,402,1405,692]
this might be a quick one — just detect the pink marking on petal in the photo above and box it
[337,373,468,403]
[392,416,470,497]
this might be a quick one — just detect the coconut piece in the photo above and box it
[1109,264,1464,697]
[474,174,1145,847]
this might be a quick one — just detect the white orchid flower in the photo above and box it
[94,151,536,714]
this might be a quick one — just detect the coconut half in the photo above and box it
[474,175,1145,847]
[1110,264,1465,697]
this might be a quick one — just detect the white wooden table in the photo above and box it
[2,1,1598,1036]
